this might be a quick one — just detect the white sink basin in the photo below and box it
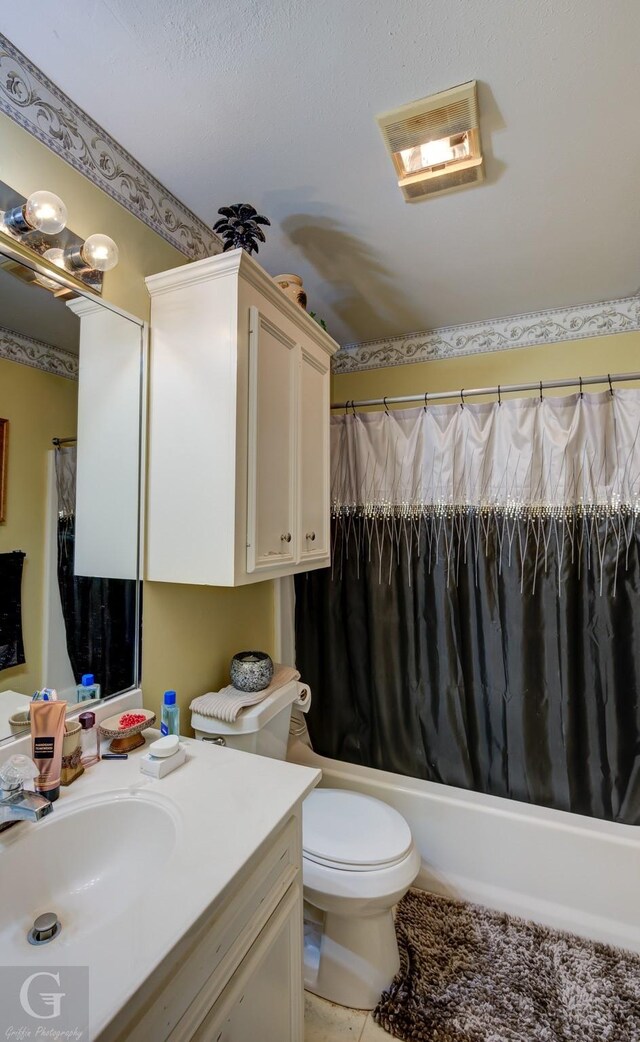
[0,790,178,951]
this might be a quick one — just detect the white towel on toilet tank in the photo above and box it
[189,664,300,723]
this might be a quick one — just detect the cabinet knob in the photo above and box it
[306,531,316,541]
[281,532,292,543]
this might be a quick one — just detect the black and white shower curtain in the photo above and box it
[295,390,640,824]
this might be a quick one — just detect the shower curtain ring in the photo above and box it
[608,373,614,397]
[497,385,501,406]
[383,396,389,415]
[351,400,357,417]
[579,376,584,399]
[424,392,428,412]
[539,381,543,403]
[460,389,465,409]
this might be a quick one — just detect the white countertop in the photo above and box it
[0,732,320,1038]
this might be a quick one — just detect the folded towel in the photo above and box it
[190,663,300,723]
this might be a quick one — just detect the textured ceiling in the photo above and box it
[3,0,640,346]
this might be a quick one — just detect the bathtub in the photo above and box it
[288,738,640,954]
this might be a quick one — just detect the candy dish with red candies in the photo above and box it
[99,707,157,753]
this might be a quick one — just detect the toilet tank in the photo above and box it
[191,681,303,759]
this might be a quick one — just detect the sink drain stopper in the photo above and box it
[28,912,61,945]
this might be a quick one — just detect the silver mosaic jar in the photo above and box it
[230,651,274,692]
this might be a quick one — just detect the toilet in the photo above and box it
[192,682,420,1009]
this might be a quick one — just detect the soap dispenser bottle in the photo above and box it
[77,674,100,702]
[161,690,180,736]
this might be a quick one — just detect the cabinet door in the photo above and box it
[191,884,303,1042]
[247,307,298,573]
[298,343,330,563]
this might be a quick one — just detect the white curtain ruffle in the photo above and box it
[331,390,640,517]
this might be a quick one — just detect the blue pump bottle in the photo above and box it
[161,690,180,736]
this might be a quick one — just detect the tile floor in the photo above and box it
[305,991,390,1041]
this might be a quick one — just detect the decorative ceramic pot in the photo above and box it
[9,709,30,732]
[274,274,307,310]
[230,651,274,692]
[61,720,84,785]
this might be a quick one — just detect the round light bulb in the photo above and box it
[43,247,66,270]
[35,249,67,290]
[81,233,118,272]
[24,191,67,235]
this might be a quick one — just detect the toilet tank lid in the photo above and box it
[191,680,300,735]
[302,789,413,868]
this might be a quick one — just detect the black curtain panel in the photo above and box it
[0,550,26,670]
[295,515,640,825]
[57,517,138,696]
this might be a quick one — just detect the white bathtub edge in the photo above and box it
[288,740,640,954]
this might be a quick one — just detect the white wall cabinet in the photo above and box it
[68,298,143,581]
[146,250,337,586]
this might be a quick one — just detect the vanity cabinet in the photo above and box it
[190,885,301,1042]
[106,812,305,1042]
[146,250,337,586]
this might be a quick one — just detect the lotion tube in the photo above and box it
[30,700,67,802]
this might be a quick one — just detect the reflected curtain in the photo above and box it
[295,391,640,825]
[0,550,26,670]
[55,446,137,695]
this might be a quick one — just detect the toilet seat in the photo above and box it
[302,789,413,872]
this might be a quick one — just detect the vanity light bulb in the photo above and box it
[33,248,68,291]
[43,247,66,270]
[81,234,119,272]
[24,191,68,234]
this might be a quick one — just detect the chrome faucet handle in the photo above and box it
[0,755,38,795]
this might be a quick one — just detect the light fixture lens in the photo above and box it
[81,233,119,272]
[398,133,470,175]
[24,191,68,234]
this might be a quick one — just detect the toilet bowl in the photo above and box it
[302,788,420,1009]
[192,683,420,1009]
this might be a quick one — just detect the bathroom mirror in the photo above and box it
[0,239,144,742]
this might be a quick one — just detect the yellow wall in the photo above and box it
[141,582,275,726]
[0,359,77,695]
[2,113,275,726]
[332,331,640,407]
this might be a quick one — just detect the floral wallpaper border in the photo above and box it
[0,325,78,380]
[332,296,640,374]
[0,33,220,260]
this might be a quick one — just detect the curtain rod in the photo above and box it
[52,437,77,446]
[331,370,640,411]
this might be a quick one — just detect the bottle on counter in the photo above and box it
[161,690,180,737]
[79,711,101,767]
[76,674,101,702]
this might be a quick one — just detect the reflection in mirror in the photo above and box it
[0,246,143,743]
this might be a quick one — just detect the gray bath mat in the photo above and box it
[374,889,640,1042]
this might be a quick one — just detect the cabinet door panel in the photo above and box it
[191,884,303,1042]
[247,308,297,572]
[299,345,330,562]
